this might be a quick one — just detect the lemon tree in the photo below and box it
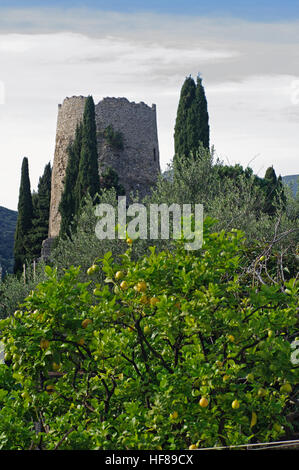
[0,219,298,450]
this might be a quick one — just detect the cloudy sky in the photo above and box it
[1,1,299,211]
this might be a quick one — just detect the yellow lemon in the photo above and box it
[115,271,124,280]
[257,388,267,398]
[199,397,209,408]
[136,281,147,292]
[81,318,93,329]
[250,411,257,427]
[150,297,160,307]
[40,339,50,350]
[140,294,149,304]
[143,325,151,335]
[120,281,128,290]
[280,383,292,394]
[232,399,240,409]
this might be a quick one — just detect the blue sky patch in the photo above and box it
[1,1,299,22]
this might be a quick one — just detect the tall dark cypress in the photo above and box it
[29,162,52,257]
[76,96,100,205]
[264,166,277,186]
[59,122,83,238]
[264,166,286,216]
[174,76,196,159]
[13,157,33,273]
[195,75,210,150]
[174,75,210,161]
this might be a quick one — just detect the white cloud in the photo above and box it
[0,31,239,210]
[207,75,299,177]
[0,10,298,210]
[0,35,36,53]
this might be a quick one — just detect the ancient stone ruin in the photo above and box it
[48,95,160,238]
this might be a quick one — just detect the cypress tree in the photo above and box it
[264,166,278,216]
[174,76,196,159]
[264,166,286,216]
[195,75,210,150]
[59,122,83,238]
[29,162,52,257]
[174,75,210,161]
[76,96,100,205]
[13,157,33,274]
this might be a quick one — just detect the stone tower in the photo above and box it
[48,96,160,238]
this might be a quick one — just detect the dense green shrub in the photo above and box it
[0,260,48,319]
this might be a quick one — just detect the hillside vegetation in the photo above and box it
[0,206,17,276]
[282,175,299,198]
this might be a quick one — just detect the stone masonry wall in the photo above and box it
[95,97,160,198]
[48,96,86,238]
[48,95,160,238]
